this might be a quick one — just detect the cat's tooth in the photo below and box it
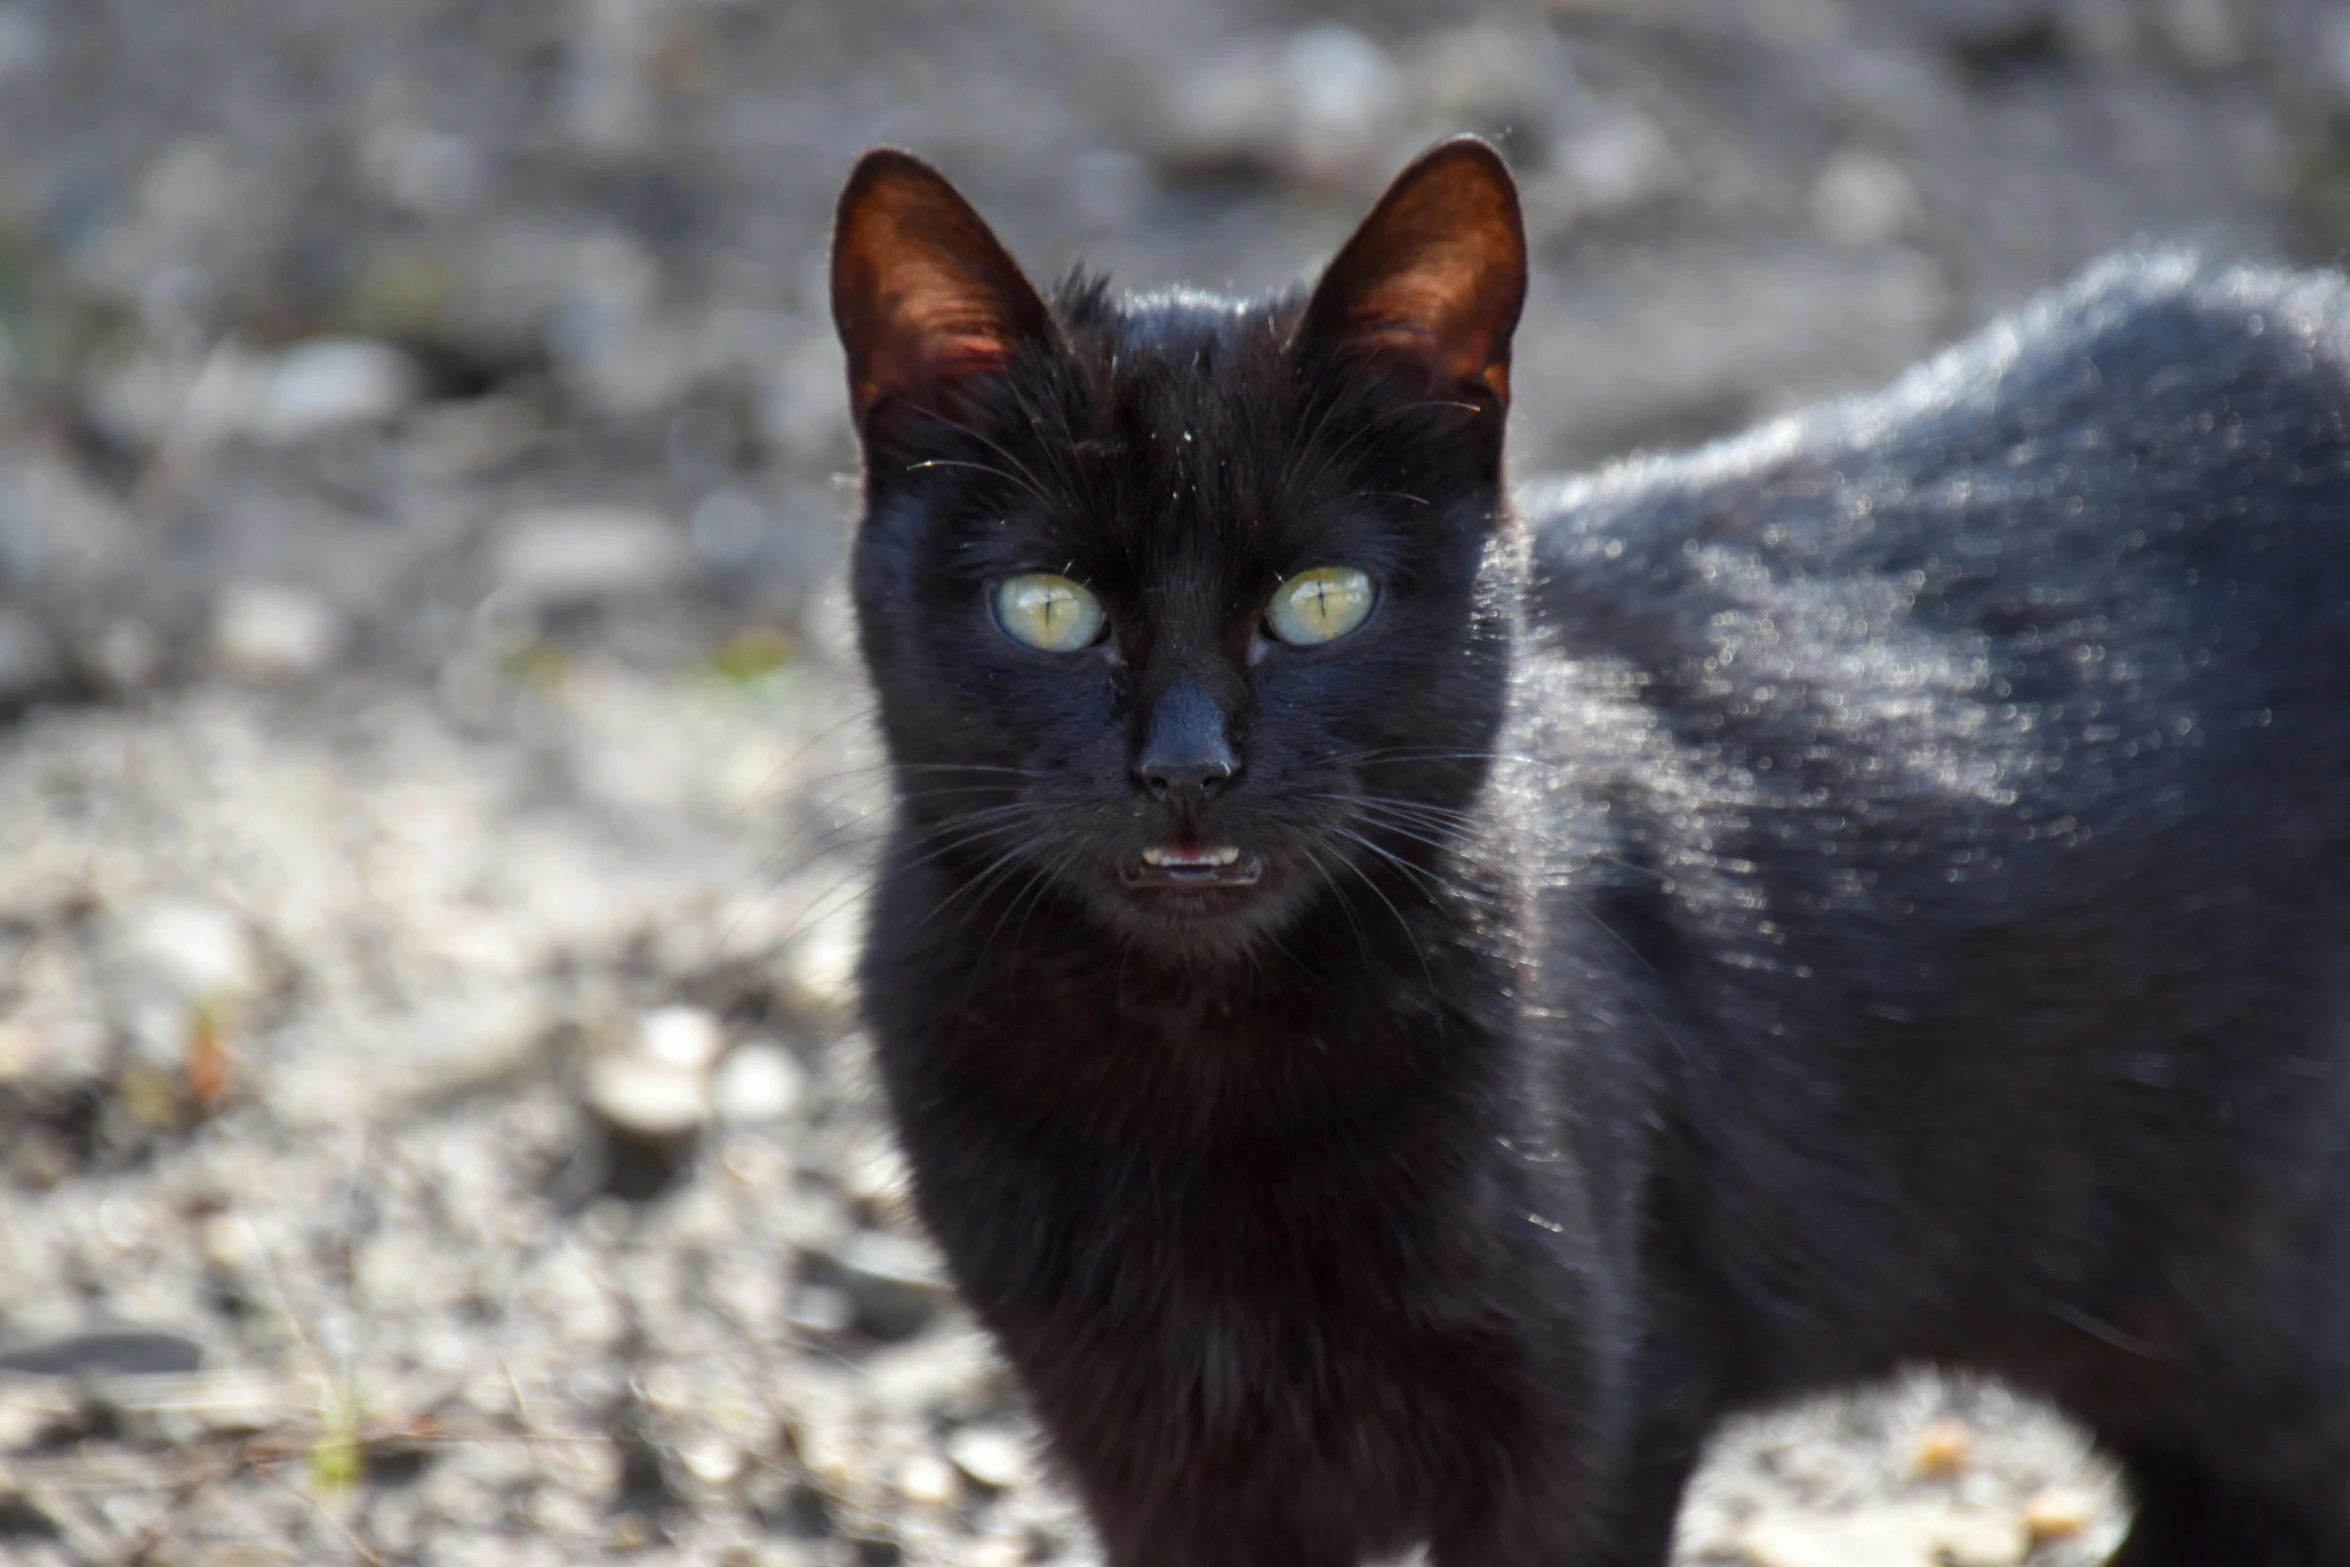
[1141,845,1242,867]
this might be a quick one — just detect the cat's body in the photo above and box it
[833,142,2350,1565]
[1517,258,2350,1564]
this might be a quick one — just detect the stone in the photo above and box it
[86,898,265,1066]
[243,338,420,444]
[258,988,554,1126]
[836,1137,915,1216]
[678,1435,742,1486]
[1404,20,1578,136]
[0,452,145,601]
[583,1054,710,1141]
[786,1284,856,1336]
[405,394,545,479]
[829,1229,953,1342]
[78,617,166,696]
[712,1040,807,1123]
[0,1327,205,1377]
[580,1006,726,1144]
[208,583,344,680]
[0,608,62,705]
[605,1512,655,1551]
[1933,1510,2031,1566]
[945,1424,1031,1492]
[896,1451,958,1506]
[2059,0,2145,65]
[562,0,661,154]
[1738,1504,2028,1567]
[0,1022,40,1084]
[1540,110,1686,229]
[100,1368,298,1436]
[783,923,861,1020]
[557,313,699,420]
[1154,23,1405,189]
[2021,1486,2100,1544]
[2151,0,2251,71]
[0,1487,57,1541]
[357,123,485,217]
[1882,0,2062,57]
[1810,150,1924,249]
[1911,1415,1972,1477]
[0,1383,67,1450]
[1281,24,1406,189]
[690,489,769,571]
[2321,12,2350,107]
[489,506,692,606]
[637,1005,724,1075]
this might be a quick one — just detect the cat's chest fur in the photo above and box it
[859,847,1613,1556]
[860,843,1559,1310]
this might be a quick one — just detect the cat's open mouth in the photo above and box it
[1122,843,1264,890]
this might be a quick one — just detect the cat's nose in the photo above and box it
[1136,681,1238,805]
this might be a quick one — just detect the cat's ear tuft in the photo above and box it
[1296,138,1526,404]
[831,150,1052,428]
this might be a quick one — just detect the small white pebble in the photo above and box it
[713,1040,806,1122]
[947,1424,1031,1491]
[898,1451,960,1506]
[583,1056,708,1138]
[678,1436,742,1485]
[209,583,345,680]
[638,1005,724,1074]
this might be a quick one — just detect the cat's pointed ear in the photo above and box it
[831,150,1052,429]
[1296,138,1526,404]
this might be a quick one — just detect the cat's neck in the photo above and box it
[865,824,1518,1144]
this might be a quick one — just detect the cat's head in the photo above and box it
[832,140,1526,963]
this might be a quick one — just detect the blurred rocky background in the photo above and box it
[0,0,2341,1562]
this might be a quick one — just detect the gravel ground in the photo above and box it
[0,1,2343,1562]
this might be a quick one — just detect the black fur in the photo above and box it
[1523,256,2350,1565]
[842,154,2350,1564]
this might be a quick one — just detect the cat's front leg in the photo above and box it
[1112,1538,1362,1567]
[1093,1506,1375,1567]
[1426,1336,1710,1567]
[1428,1495,1607,1567]
[1573,1308,1728,1567]
[1423,1439,1614,1567]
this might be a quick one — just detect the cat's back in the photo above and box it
[1518,254,2350,861]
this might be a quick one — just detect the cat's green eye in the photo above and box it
[1265,566,1375,646]
[993,573,1107,652]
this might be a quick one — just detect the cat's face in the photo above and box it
[833,142,1526,962]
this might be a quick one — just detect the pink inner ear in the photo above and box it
[1344,263,1517,397]
[850,275,1020,417]
[833,152,1047,426]
[1300,139,1527,403]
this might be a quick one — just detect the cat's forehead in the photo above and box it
[1086,291,1326,453]
[1082,287,1298,421]
[929,278,1437,584]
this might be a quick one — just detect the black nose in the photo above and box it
[1136,681,1238,804]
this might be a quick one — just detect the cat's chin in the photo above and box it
[1090,867,1318,964]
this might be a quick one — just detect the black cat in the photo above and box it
[831,138,2350,1565]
